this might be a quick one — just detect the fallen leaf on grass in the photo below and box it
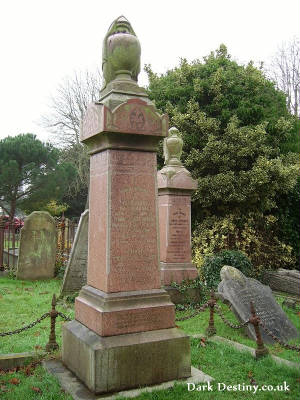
[248,371,257,386]
[39,291,49,295]
[1,384,9,392]
[7,368,17,374]
[25,365,33,376]
[32,386,42,393]
[34,331,40,337]
[35,345,43,351]
[8,378,20,385]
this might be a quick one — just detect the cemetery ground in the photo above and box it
[0,276,299,399]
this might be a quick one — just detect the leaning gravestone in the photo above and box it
[218,266,299,344]
[60,210,88,295]
[16,211,57,280]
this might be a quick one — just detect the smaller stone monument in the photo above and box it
[16,211,57,280]
[218,266,299,344]
[157,127,198,286]
[60,210,88,295]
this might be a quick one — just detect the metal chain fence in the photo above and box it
[214,304,250,329]
[258,320,300,352]
[0,313,50,337]
[1,291,299,356]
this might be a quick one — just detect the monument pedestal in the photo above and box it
[63,321,190,394]
[75,286,175,336]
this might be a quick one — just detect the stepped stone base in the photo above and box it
[62,320,191,394]
[75,285,175,336]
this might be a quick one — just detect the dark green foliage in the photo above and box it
[274,176,300,269]
[146,45,291,148]
[202,250,253,289]
[62,186,87,218]
[146,46,298,221]
[280,117,300,154]
[0,134,75,219]
[146,45,299,272]
[59,143,89,218]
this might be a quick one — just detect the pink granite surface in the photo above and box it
[80,99,168,142]
[87,149,161,292]
[75,297,175,336]
[158,195,191,263]
[87,151,108,290]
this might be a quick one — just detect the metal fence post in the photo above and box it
[249,301,269,359]
[206,290,217,336]
[60,214,65,260]
[45,294,59,352]
[0,218,5,270]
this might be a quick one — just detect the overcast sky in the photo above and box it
[0,0,299,143]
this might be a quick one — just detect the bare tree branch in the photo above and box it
[41,68,102,147]
[266,37,300,116]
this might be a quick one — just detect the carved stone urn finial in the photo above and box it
[163,127,183,167]
[101,16,141,90]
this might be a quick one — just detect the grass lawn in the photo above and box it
[0,276,74,354]
[176,295,300,364]
[0,276,299,399]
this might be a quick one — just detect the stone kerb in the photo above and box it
[16,211,57,280]
[157,127,199,286]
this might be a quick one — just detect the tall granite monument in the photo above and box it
[157,128,198,286]
[62,16,191,394]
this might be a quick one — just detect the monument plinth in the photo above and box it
[62,16,191,394]
[157,128,199,286]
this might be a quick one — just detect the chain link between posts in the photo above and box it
[1,292,300,354]
[214,304,250,329]
[0,313,50,337]
[175,302,209,321]
[258,320,300,352]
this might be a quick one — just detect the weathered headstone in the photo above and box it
[264,269,300,296]
[157,127,198,286]
[16,211,57,280]
[60,210,88,295]
[218,266,299,344]
[62,16,191,395]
